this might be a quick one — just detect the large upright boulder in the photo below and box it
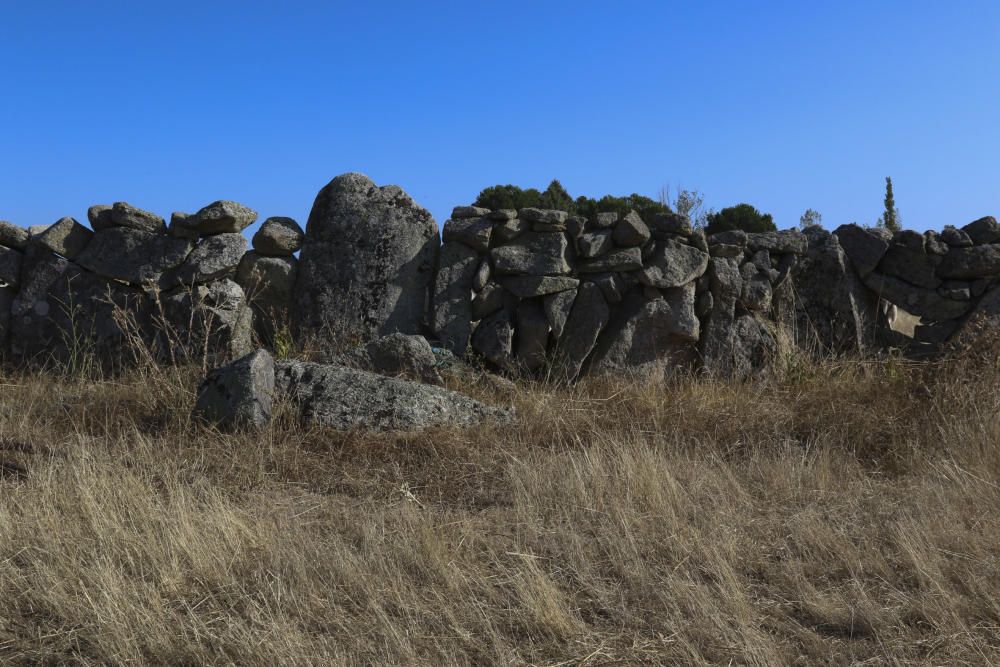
[293,173,438,343]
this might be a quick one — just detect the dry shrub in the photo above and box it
[1,342,1000,665]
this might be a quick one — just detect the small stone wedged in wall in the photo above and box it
[252,217,303,256]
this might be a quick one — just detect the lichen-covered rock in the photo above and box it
[158,279,253,363]
[87,205,114,231]
[833,223,889,276]
[452,206,491,220]
[111,202,166,233]
[962,216,1000,245]
[746,230,807,255]
[36,217,92,259]
[294,173,438,343]
[577,230,614,258]
[879,243,941,289]
[699,257,742,374]
[191,200,258,235]
[0,220,30,250]
[519,208,568,224]
[235,252,298,344]
[492,217,528,243]
[940,225,973,248]
[648,212,692,237]
[432,241,479,356]
[193,349,275,430]
[252,217,303,256]
[76,227,193,286]
[551,282,610,381]
[639,239,709,288]
[612,211,651,247]
[471,308,515,368]
[937,244,1000,280]
[443,217,492,252]
[588,285,699,378]
[274,361,510,431]
[543,288,576,339]
[576,247,642,273]
[499,275,579,298]
[472,258,491,291]
[163,233,247,287]
[471,282,506,321]
[327,333,442,384]
[490,231,571,275]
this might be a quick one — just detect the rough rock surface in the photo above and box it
[639,240,709,288]
[0,221,30,250]
[235,253,298,344]
[274,361,510,431]
[164,233,247,287]
[36,217,92,259]
[191,200,258,235]
[432,242,479,356]
[111,202,166,233]
[833,224,889,276]
[443,217,492,253]
[194,349,275,430]
[76,227,193,285]
[552,282,610,381]
[0,246,22,287]
[490,231,571,275]
[294,173,438,343]
[158,279,253,363]
[471,308,515,368]
[252,217,304,256]
[326,333,442,384]
[499,276,579,298]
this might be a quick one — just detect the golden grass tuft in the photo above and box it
[2,340,1000,664]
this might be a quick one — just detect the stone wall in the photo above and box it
[2,172,999,378]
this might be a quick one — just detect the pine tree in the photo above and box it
[881,177,901,233]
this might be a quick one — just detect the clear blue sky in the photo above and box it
[1,1,998,236]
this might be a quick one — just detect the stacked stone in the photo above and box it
[835,216,1000,345]
[0,200,270,368]
[236,217,304,344]
[701,229,808,375]
[433,205,765,380]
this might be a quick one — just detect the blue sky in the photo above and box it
[1,1,998,236]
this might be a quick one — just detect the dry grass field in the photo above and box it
[1,339,1000,665]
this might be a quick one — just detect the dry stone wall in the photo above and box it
[3,172,1000,379]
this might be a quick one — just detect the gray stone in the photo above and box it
[533,221,567,232]
[937,245,1000,280]
[87,205,114,231]
[252,217,304,256]
[648,212,692,237]
[699,257,742,374]
[695,288,713,318]
[833,223,890,277]
[192,200,258,235]
[593,212,618,229]
[294,173,438,343]
[749,249,771,274]
[576,246,642,273]
[708,230,747,247]
[941,225,973,248]
[565,215,587,238]
[588,285,699,378]
[490,231,571,275]
[954,284,1000,344]
[924,231,949,256]
[519,208,568,224]
[492,217,528,243]
[962,216,1000,245]
[863,272,970,321]
[274,360,510,431]
[471,282,505,320]
[235,252,298,344]
[331,333,442,384]
[36,217,92,259]
[879,244,941,289]
[0,221,29,250]
[739,272,772,312]
[111,202,166,233]
[728,313,779,376]
[788,229,880,354]
[193,350,275,430]
[158,278,253,363]
[443,217,492,252]
[472,258,491,291]
[746,230,808,255]
[168,213,201,240]
[0,246,22,287]
[452,206,491,219]
[587,273,627,304]
[690,229,708,253]
[577,230,614,258]
[470,308,514,368]
[639,239,709,288]
[431,241,479,356]
[28,224,51,237]
[551,282,610,382]
[709,243,744,259]
[515,300,549,371]
[894,230,925,251]
[500,275,579,298]
[543,288,576,339]
[76,227,194,286]
[489,209,518,221]
[612,211,651,247]
[163,233,247,287]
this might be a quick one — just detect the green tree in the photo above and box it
[474,184,541,211]
[799,208,823,230]
[705,203,776,235]
[538,179,575,212]
[877,177,901,233]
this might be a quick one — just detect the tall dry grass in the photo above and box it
[1,338,1000,665]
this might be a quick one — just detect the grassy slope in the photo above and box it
[1,343,999,666]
